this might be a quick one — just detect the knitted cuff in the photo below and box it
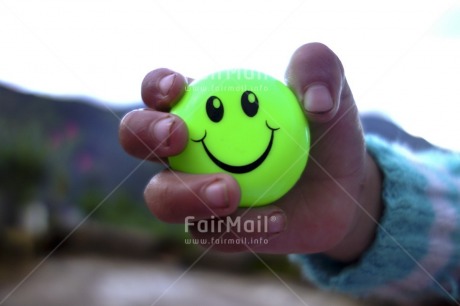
[290,135,458,299]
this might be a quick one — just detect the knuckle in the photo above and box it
[144,174,177,223]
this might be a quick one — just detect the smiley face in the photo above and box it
[193,91,279,174]
[169,69,310,207]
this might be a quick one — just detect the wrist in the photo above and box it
[324,153,383,262]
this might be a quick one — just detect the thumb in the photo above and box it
[285,42,348,123]
[285,42,364,179]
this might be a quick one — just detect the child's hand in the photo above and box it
[119,43,382,262]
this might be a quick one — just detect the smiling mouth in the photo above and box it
[192,121,279,174]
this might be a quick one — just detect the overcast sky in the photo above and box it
[1,0,460,150]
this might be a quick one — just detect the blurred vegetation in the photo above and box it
[0,121,47,226]
[0,84,177,256]
[0,112,183,236]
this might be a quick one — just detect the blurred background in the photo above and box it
[1,0,459,305]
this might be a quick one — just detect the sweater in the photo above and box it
[290,135,460,303]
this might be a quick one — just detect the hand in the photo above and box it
[119,43,382,262]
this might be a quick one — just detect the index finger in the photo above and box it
[141,68,190,111]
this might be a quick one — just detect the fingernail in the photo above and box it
[152,116,173,146]
[267,212,286,234]
[205,181,229,209]
[159,73,176,96]
[303,84,333,114]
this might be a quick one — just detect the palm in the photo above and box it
[266,76,367,254]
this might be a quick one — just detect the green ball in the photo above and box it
[169,69,310,207]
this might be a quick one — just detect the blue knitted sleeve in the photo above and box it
[290,136,460,302]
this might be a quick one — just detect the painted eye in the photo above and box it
[241,91,259,117]
[206,96,224,123]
